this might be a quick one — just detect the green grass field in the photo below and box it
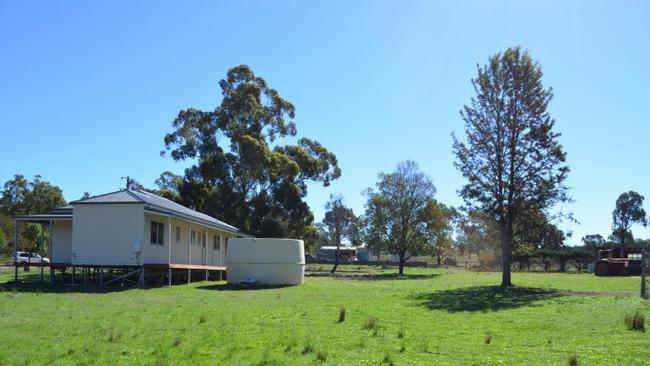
[1,265,649,365]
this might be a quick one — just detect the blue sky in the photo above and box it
[1,0,648,244]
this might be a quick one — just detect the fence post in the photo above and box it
[641,250,648,300]
[14,220,18,282]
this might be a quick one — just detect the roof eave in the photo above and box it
[143,205,241,234]
[14,215,73,221]
[71,201,144,205]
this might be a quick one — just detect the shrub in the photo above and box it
[625,310,646,332]
[338,307,346,323]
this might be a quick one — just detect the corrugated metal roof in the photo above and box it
[71,189,240,233]
[73,190,141,203]
[50,204,73,214]
[130,189,240,232]
[14,204,73,221]
[15,214,73,221]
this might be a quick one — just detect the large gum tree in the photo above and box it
[163,65,341,239]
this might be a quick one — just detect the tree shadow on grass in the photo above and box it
[196,283,296,291]
[410,286,563,313]
[0,281,132,294]
[338,273,441,281]
[306,271,441,281]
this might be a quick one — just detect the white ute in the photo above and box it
[12,251,50,264]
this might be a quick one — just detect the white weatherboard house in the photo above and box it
[15,188,245,286]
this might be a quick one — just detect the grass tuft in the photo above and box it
[356,340,366,350]
[568,354,579,366]
[302,343,314,354]
[484,332,492,344]
[284,339,297,352]
[198,314,207,324]
[397,329,405,339]
[255,351,278,366]
[624,310,646,332]
[106,329,123,343]
[383,352,395,366]
[399,342,406,353]
[364,316,379,331]
[338,307,346,323]
[172,337,182,347]
[316,350,328,362]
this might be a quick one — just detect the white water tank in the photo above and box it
[226,238,305,286]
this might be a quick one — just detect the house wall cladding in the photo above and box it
[148,215,231,266]
[143,213,171,264]
[51,220,72,263]
[72,203,144,265]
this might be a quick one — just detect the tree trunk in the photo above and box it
[436,250,442,266]
[398,254,405,276]
[500,222,513,288]
[330,242,340,274]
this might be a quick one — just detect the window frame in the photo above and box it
[175,226,181,242]
[213,235,220,250]
[150,220,165,245]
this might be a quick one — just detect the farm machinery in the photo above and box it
[594,247,648,276]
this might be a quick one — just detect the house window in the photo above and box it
[150,221,164,245]
[175,226,181,242]
[202,233,206,248]
[213,235,220,250]
[190,230,196,245]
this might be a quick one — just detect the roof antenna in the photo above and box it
[121,176,133,190]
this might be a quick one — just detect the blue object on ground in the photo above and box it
[240,277,257,285]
